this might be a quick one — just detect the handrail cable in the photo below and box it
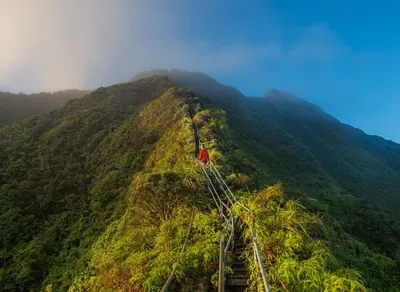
[209,161,271,292]
[218,214,234,292]
[202,166,231,214]
[190,114,269,291]
[210,161,252,213]
[202,166,230,221]
[209,163,237,206]
[209,161,237,201]
[161,210,196,292]
[209,166,235,207]
[224,215,235,256]
[207,183,223,214]
[209,185,228,222]
[252,213,271,292]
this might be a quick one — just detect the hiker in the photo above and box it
[198,144,210,168]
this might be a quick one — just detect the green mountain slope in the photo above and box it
[0,77,196,290]
[134,71,400,209]
[0,73,399,291]
[134,70,400,211]
[134,70,400,289]
[0,89,91,127]
[261,89,400,207]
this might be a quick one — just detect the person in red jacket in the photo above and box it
[198,144,210,168]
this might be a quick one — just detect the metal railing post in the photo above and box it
[224,216,234,256]
[218,233,225,292]
[252,212,271,292]
[161,212,195,292]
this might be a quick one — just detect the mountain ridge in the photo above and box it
[130,71,400,258]
[0,73,399,290]
[0,89,92,128]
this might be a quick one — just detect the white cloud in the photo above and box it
[0,0,345,92]
[0,0,124,91]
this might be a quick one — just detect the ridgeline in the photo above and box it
[0,72,399,291]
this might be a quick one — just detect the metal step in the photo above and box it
[227,278,248,286]
[226,219,249,291]
[234,244,245,249]
[232,266,247,273]
[232,263,246,270]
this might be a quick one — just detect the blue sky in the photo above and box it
[196,0,400,142]
[1,0,399,142]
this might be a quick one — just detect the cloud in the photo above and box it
[0,0,345,92]
[284,24,347,63]
[0,0,124,91]
[114,40,282,73]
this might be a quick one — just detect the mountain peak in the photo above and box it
[262,88,330,121]
[263,88,299,103]
[264,88,282,97]
[131,69,246,103]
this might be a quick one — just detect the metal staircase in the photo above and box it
[227,221,249,291]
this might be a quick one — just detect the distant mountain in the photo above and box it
[0,89,91,127]
[251,88,400,208]
[263,88,328,118]
[133,71,400,273]
[133,70,400,212]
[132,69,245,105]
[1,72,399,291]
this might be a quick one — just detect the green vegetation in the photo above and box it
[0,89,91,127]
[0,77,203,290]
[0,73,399,291]
[199,106,399,290]
[134,70,400,289]
[236,184,368,291]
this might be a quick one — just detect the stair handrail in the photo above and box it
[218,214,234,292]
[210,161,252,213]
[209,165,235,207]
[224,215,235,256]
[201,164,232,221]
[251,212,271,292]
[161,210,196,292]
[192,112,265,291]
[210,161,271,292]
[204,168,231,213]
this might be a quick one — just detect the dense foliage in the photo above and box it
[0,89,91,127]
[236,185,370,291]
[191,104,399,290]
[134,70,400,287]
[0,77,202,290]
[1,73,399,291]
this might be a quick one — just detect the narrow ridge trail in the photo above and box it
[162,107,270,291]
[226,220,249,291]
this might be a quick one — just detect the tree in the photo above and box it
[132,172,193,226]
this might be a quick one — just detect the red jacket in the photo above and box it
[198,148,210,163]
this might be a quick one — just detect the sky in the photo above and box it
[0,0,399,142]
